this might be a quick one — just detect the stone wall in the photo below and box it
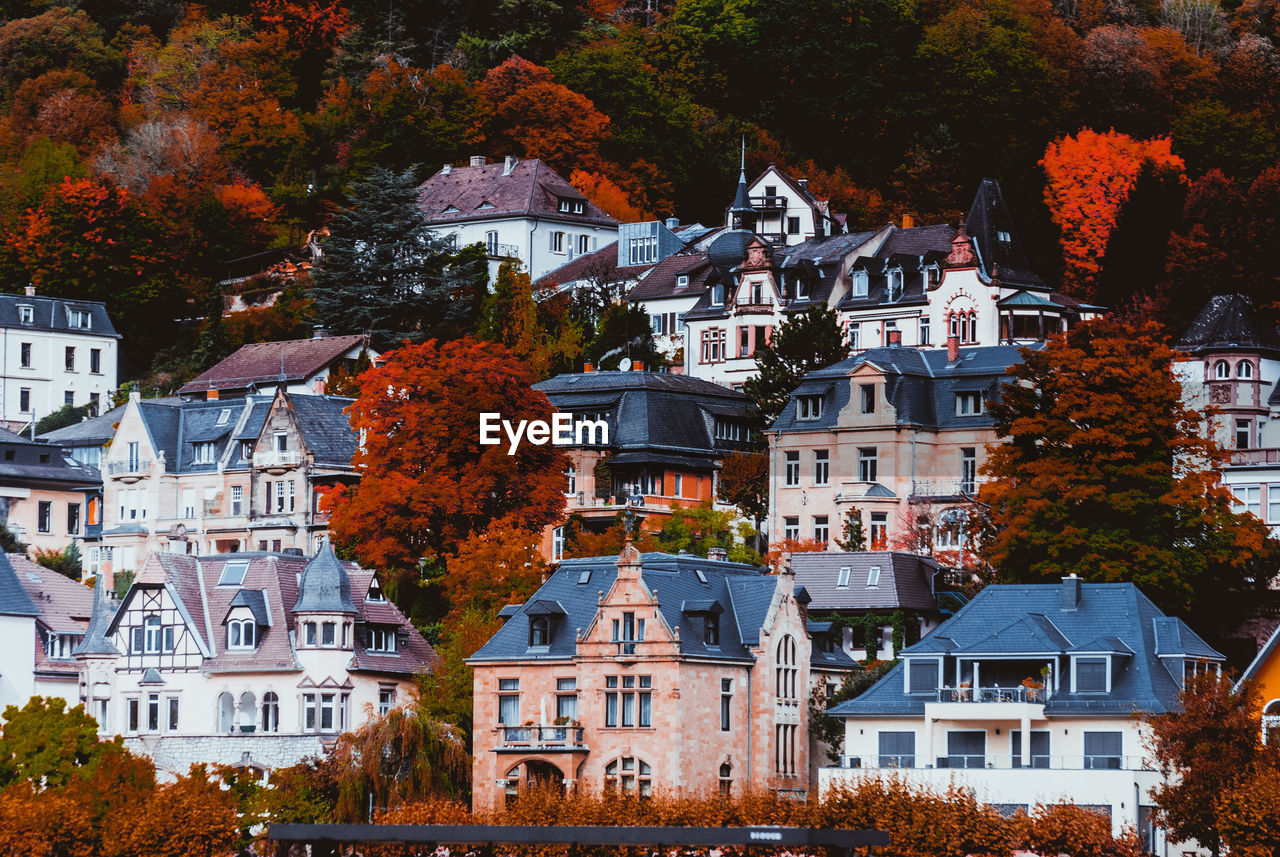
[124,733,326,780]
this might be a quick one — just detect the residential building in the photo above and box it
[822,576,1223,850]
[0,428,101,556]
[178,332,373,401]
[0,287,119,430]
[12,554,94,704]
[90,389,358,576]
[468,545,855,811]
[766,342,1033,562]
[789,551,952,660]
[418,156,619,281]
[74,545,434,777]
[531,369,754,561]
[678,176,1097,387]
[735,163,843,247]
[1238,620,1280,739]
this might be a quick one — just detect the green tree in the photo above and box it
[33,540,81,580]
[310,165,486,350]
[835,506,867,552]
[742,306,846,428]
[477,260,581,379]
[585,302,664,371]
[976,319,1280,629]
[652,500,761,564]
[34,402,93,434]
[0,697,109,788]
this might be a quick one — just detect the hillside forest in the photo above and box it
[1,0,1280,379]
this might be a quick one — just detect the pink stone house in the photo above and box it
[468,545,856,811]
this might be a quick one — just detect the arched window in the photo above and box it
[529,617,550,647]
[604,757,652,796]
[1239,361,1255,379]
[948,312,959,337]
[718,762,733,796]
[217,692,235,733]
[776,635,798,700]
[228,618,255,649]
[261,692,279,733]
[1215,360,1231,379]
[966,312,978,344]
[238,692,257,732]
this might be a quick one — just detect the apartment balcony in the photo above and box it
[936,686,1047,704]
[494,726,588,753]
[910,478,984,499]
[107,460,152,483]
[835,753,1149,772]
[253,449,302,474]
[487,243,521,259]
[1228,447,1280,466]
[750,196,788,211]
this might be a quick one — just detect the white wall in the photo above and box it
[0,615,35,714]
[0,327,117,426]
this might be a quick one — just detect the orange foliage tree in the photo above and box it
[1041,129,1185,300]
[326,337,567,577]
[442,515,548,623]
[569,169,650,221]
[116,766,239,857]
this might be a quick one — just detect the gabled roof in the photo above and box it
[627,253,715,302]
[790,552,939,613]
[830,581,1223,718]
[418,158,617,228]
[286,394,358,467]
[11,556,93,632]
[178,335,368,395]
[471,552,857,670]
[1175,294,1280,357]
[0,293,119,338]
[72,568,118,656]
[0,552,40,617]
[1238,620,1280,688]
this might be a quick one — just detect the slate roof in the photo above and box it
[534,371,753,468]
[39,403,132,446]
[470,552,856,670]
[0,293,119,337]
[418,158,617,228]
[0,551,40,617]
[0,435,99,487]
[117,551,433,676]
[293,542,357,614]
[790,552,940,613]
[72,567,118,656]
[288,395,358,467]
[771,344,1034,433]
[178,335,368,395]
[1175,294,1280,357]
[829,581,1223,718]
[627,253,716,302]
[965,179,1045,288]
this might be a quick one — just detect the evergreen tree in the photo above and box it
[743,306,847,427]
[477,261,581,379]
[585,303,664,371]
[310,166,486,350]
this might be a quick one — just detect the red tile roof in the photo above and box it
[418,159,617,228]
[178,335,367,394]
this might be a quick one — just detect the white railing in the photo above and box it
[253,450,302,469]
[498,726,586,749]
[839,754,1151,771]
[107,460,152,477]
[937,685,1047,704]
[911,478,985,497]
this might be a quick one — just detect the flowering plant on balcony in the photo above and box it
[1020,677,1044,690]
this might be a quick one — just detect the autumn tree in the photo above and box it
[310,165,487,349]
[117,765,240,857]
[442,515,548,623]
[835,506,867,552]
[1146,674,1280,857]
[1041,129,1186,301]
[976,319,1280,628]
[477,261,582,380]
[0,697,110,789]
[742,306,846,428]
[717,451,769,549]
[326,337,567,594]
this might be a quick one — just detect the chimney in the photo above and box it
[797,178,809,190]
[887,330,902,347]
[441,164,452,175]
[707,547,728,562]
[469,155,487,168]
[633,360,645,372]
[24,284,35,297]
[207,388,220,401]
[583,362,595,373]
[1061,574,1081,610]
[503,155,518,176]
[902,214,915,229]
[665,217,680,229]
[312,324,329,339]
[946,334,960,363]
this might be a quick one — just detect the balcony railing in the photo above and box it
[487,243,521,259]
[839,754,1150,771]
[498,726,587,749]
[107,460,152,478]
[1229,448,1280,465]
[750,196,788,211]
[936,686,1047,704]
[253,449,302,470]
[911,478,984,498]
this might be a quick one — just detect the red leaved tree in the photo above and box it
[1041,129,1185,301]
[327,338,567,574]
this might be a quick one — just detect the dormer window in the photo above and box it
[1072,656,1109,693]
[368,627,397,652]
[704,613,720,646]
[529,616,550,647]
[17,305,32,325]
[228,618,256,649]
[926,264,941,287]
[906,658,941,694]
[795,278,810,300]
[677,275,689,288]
[711,283,725,307]
[956,391,984,416]
[851,269,869,298]
[996,230,1012,245]
[67,309,91,329]
[366,578,386,602]
[885,269,903,301]
[559,199,570,212]
[573,201,584,214]
[193,442,216,464]
[796,395,823,420]
[477,201,494,210]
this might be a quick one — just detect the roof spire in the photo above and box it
[74,571,119,657]
[729,137,756,230]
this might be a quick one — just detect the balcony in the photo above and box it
[936,686,1047,704]
[750,196,788,211]
[837,753,1148,772]
[496,726,587,752]
[107,460,152,482]
[253,449,302,473]
[487,243,521,259]
[1228,447,1280,466]
[911,478,984,498]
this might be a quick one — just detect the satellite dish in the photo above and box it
[617,357,632,372]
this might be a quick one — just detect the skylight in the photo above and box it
[578,570,592,585]
[219,559,250,586]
